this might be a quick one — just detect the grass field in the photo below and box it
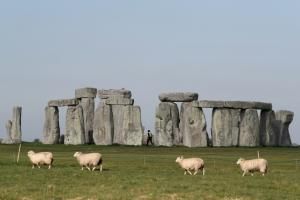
[0,143,299,200]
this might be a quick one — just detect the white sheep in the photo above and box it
[175,156,205,176]
[27,150,53,169]
[236,158,268,176]
[73,152,103,172]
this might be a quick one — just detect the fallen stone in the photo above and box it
[159,92,198,102]
[98,89,132,99]
[64,105,85,145]
[75,87,97,98]
[79,98,95,144]
[239,109,260,146]
[275,110,293,146]
[259,110,278,146]
[155,102,180,146]
[193,100,272,110]
[105,96,134,105]
[43,106,60,144]
[48,99,79,107]
[180,102,208,147]
[211,108,240,147]
[93,102,113,145]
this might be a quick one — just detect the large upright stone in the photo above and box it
[180,102,208,147]
[79,98,95,144]
[211,108,240,147]
[155,102,180,146]
[275,110,293,146]
[159,92,198,102]
[259,110,278,146]
[98,89,132,99]
[43,106,60,144]
[2,120,13,144]
[93,102,113,145]
[64,105,85,145]
[10,107,22,143]
[122,106,143,145]
[75,87,97,98]
[239,109,260,146]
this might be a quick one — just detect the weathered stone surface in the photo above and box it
[93,102,113,145]
[105,96,134,105]
[48,99,79,107]
[211,108,240,147]
[7,107,22,144]
[43,106,60,144]
[180,102,208,147]
[275,110,294,146]
[2,120,13,144]
[59,134,65,144]
[239,109,260,146]
[64,105,85,145]
[75,87,97,98]
[155,102,180,146]
[79,98,95,144]
[259,110,278,146]
[122,106,143,145]
[193,100,272,110]
[98,89,132,99]
[159,92,198,102]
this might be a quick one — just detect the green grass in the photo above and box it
[0,143,300,200]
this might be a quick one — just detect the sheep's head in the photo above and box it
[27,150,35,157]
[73,152,82,158]
[175,156,184,163]
[236,158,245,165]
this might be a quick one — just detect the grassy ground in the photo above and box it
[0,143,299,200]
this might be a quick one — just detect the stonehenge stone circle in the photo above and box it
[155,102,180,146]
[259,110,278,146]
[93,102,113,145]
[275,110,294,146]
[64,105,85,145]
[180,102,208,147]
[43,106,60,144]
[211,108,240,147]
[159,92,198,102]
[239,109,260,146]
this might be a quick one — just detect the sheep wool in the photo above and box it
[175,156,205,176]
[27,150,53,169]
[236,158,268,176]
[73,152,103,172]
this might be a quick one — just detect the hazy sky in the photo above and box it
[0,1,299,143]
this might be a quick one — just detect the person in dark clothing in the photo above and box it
[146,130,153,146]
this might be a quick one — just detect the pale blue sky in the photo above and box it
[0,1,299,143]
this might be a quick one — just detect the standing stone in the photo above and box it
[259,110,278,146]
[93,102,113,145]
[10,107,22,143]
[43,106,60,144]
[122,106,143,145]
[2,120,13,144]
[64,105,85,145]
[112,105,127,144]
[211,108,240,147]
[155,102,180,146]
[80,98,95,144]
[239,109,260,146]
[180,102,208,147]
[275,110,294,146]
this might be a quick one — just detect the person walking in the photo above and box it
[146,130,153,146]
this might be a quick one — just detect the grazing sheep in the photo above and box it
[236,158,268,176]
[73,152,103,172]
[175,156,205,176]
[27,150,53,169]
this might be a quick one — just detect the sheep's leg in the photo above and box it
[38,164,41,169]
[193,169,198,175]
[81,166,84,171]
[242,171,247,176]
[187,170,192,175]
[92,166,96,171]
[202,168,205,176]
[32,164,35,169]
[100,164,103,172]
[184,170,187,175]
[87,166,91,171]
[48,164,51,169]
